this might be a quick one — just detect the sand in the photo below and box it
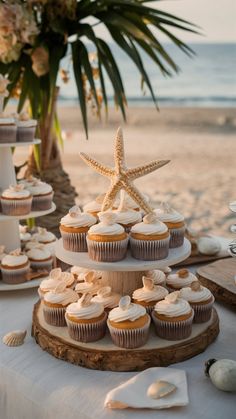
[14,106,236,237]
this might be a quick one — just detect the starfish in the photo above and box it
[79,127,170,213]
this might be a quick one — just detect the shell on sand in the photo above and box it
[197,236,221,255]
[3,330,27,347]
[147,380,177,399]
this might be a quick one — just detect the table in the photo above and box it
[0,268,235,419]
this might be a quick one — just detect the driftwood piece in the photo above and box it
[32,301,219,372]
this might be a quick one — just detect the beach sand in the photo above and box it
[14,106,236,237]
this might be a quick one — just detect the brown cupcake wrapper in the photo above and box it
[191,298,214,323]
[1,264,30,284]
[61,230,88,252]
[1,196,32,216]
[169,226,185,248]
[66,313,107,342]
[43,305,67,327]
[0,125,17,143]
[130,237,169,261]
[29,259,53,272]
[87,237,129,262]
[31,193,53,211]
[16,126,36,143]
[107,316,151,349]
[151,310,194,340]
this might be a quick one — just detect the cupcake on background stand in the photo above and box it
[15,111,37,143]
[154,202,185,248]
[26,178,53,211]
[180,281,215,323]
[32,227,57,257]
[145,270,166,287]
[60,205,96,252]
[43,281,78,327]
[92,286,121,313]
[107,295,151,349]
[1,249,30,284]
[130,212,170,261]
[26,245,53,273]
[19,225,32,249]
[83,193,106,218]
[132,276,168,314]
[75,271,103,296]
[1,184,32,216]
[0,75,16,144]
[66,293,107,342]
[166,268,197,292]
[38,268,75,299]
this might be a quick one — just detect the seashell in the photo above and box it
[95,193,106,204]
[9,248,22,256]
[228,239,236,256]
[191,281,202,292]
[54,281,67,294]
[165,291,180,304]
[143,212,158,224]
[142,276,154,290]
[197,236,221,256]
[205,359,236,392]
[84,271,97,284]
[3,330,27,347]
[177,269,189,278]
[161,266,172,274]
[119,295,131,311]
[69,205,81,217]
[98,211,117,225]
[230,224,236,233]
[97,286,112,298]
[50,268,62,280]
[147,380,177,399]
[229,201,236,213]
[80,292,93,307]
[61,271,74,284]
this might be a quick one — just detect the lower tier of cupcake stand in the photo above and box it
[32,301,219,372]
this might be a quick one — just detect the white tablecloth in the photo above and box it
[0,278,235,419]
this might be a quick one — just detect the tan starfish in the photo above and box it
[79,127,170,213]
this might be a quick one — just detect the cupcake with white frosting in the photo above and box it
[43,281,78,326]
[132,277,168,314]
[26,178,53,211]
[154,203,185,248]
[180,281,214,323]
[92,286,121,312]
[65,293,107,342]
[152,291,194,340]
[1,249,30,284]
[19,225,32,249]
[15,111,37,143]
[145,270,166,287]
[27,245,53,272]
[75,271,103,296]
[130,212,170,261]
[1,184,32,215]
[166,268,197,291]
[107,295,151,348]
[38,268,75,299]
[83,193,105,218]
[86,212,129,262]
[60,205,96,252]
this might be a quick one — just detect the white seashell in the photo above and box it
[161,266,172,274]
[205,359,236,392]
[69,205,81,217]
[165,291,180,304]
[98,211,117,225]
[147,380,177,399]
[50,268,62,280]
[197,237,221,256]
[119,295,131,311]
[191,281,202,292]
[80,292,93,307]
[3,330,27,347]
[142,276,154,290]
[143,212,158,224]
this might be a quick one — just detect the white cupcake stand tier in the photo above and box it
[31,237,220,372]
[0,139,55,291]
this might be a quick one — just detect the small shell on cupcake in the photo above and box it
[154,202,185,248]
[132,276,168,314]
[91,286,121,312]
[166,268,197,291]
[1,248,30,284]
[180,281,214,323]
[38,267,75,299]
[75,270,103,295]
[1,184,32,216]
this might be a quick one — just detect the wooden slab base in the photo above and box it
[32,301,219,372]
[197,258,236,308]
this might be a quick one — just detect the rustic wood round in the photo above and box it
[32,300,220,372]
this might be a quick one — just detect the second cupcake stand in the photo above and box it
[32,238,220,372]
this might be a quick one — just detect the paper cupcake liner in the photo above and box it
[130,237,169,261]
[0,125,17,143]
[66,313,107,342]
[29,258,53,272]
[86,237,129,262]
[31,193,53,211]
[169,226,185,248]
[1,264,30,284]
[60,230,88,252]
[151,310,194,341]
[107,316,151,349]
[191,298,214,323]
[43,305,67,327]
[1,196,32,216]
[16,126,36,143]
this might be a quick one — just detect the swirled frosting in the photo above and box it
[20,231,31,242]
[27,247,51,260]
[60,206,96,228]
[27,181,52,196]
[154,293,192,317]
[91,287,121,309]
[66,298,104,319]
[75,280,101,295]
[32,228,56,243]
[44,288,78,306]
[108,300,146,323]
[2,185,31,199]
[83,200,102,213]
[133,284,168,303]
[166,270,197,288]
[113,209,142,225]
[2,253,28,267]
[88,212,124,236]
[180,285,213,303]
[131,213,168,236]
[154,202,184,223]
[146,270,166,285]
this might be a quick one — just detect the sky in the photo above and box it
[94,0,236,43]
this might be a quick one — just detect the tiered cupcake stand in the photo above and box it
[32,238,220,372]
[0,139,55,291]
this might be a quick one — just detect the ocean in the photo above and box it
[58,43,236,108]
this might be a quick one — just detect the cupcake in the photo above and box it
[26,245,53,272]
[86,212,129,262]
[65,293,107,342]
[154,203,185,248]
[60,206,96,252]
[43,281,78,327]
[83,193,105,218]
[130,213,170,261]
[152,291,194,340]
[92,286,121,313]
[180,281,214,323]
[38,268,75,299]
[75,271,102,296]
[112,208,142,233]
[1,184,32,216]
[107,295,151,349]
[145,270,166,287]
[1,249,30,284]
[15,111,37,143]
[31,227,57,255]
[166,269,197,291]
[26,179,53,211]
[132,276,168,314]
[19,225,32,249]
